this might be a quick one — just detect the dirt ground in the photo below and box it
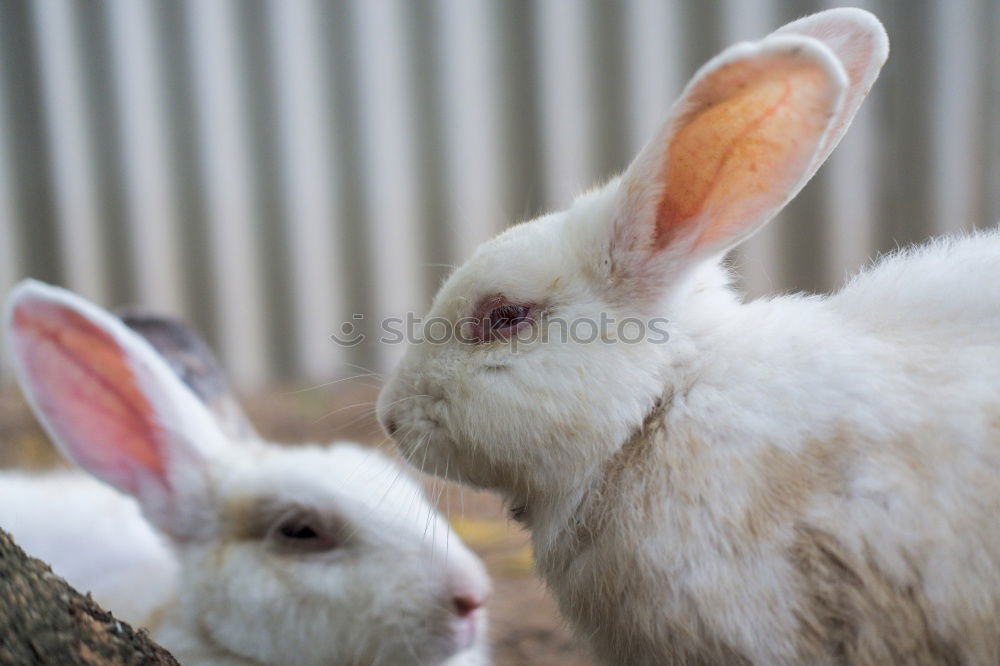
[0,382,593,665]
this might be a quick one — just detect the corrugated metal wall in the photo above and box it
[0,0,997,388]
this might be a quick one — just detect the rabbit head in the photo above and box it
[6,280,490,666]
[378,9,888,519]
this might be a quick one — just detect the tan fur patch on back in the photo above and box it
[790,524,960,665]
[742,434,850,543]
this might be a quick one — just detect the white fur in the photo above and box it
[0,470,178,624]
[380,9,1000,665]
[2,280,491,666]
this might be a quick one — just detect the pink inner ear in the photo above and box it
[12,300,166,495]
[650,51,841,254]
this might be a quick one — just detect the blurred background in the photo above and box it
[0,0,997,386]
[0,1,996,662]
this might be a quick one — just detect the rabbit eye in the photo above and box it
[278,522,318,540]
[269,512,342,553]
[488,303,530,331]
[472,298,536,342]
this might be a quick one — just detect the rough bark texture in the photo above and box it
[0,528,178,665]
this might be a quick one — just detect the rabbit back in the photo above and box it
[0,470,178,626]
[537,239,1000,663]
[833,228,1000,347]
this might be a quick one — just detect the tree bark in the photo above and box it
[0,528,178,665]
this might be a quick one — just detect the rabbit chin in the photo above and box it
[393,421,476,486]
[387,613,488,666]
[388,409,530,499]
[442,610,490,666]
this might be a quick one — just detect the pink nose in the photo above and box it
[452,593,485,617]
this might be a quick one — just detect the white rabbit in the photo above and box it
[1,279,491,666]
[379,8,1000,665]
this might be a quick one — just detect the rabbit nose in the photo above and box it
[452,592,485,617]
[385,417,399,437]
[446,550,491,617]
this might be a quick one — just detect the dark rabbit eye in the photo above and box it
[279,522,318,540]
[473,298,535,342]
[270,512,342,553]
[488,304,530,332]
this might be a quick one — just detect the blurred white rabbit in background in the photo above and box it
[2,279,491,666]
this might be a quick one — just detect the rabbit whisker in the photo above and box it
[282,373,384,395]
[340,361,385,379]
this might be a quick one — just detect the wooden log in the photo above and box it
[0,528,178,665]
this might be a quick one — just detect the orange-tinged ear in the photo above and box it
[605,10,888,308]
[10,296,166,495]
[653,46,844,252]
[605,35,849,306]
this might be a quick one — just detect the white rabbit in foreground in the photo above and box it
[379,8,1000,665]
[1,280,491,666]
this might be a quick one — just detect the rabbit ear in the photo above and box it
[605,14,884,305]
[772,8,889,178]
[116,309,258,442]
[5,280,229,540]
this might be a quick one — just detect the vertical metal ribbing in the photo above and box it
[348,0,425,371]
[622,0,683,157]
[930,0,985,235]
[31,0,107,303]
[0,1,61,290]
[534,0,599,209]
[0,71,18,303]
[182,0,268,387]
[316,2,379,374]
[0,9,22,382]
[435,0,508,262]
[265,0,343,381]
[79,3,137,310]
[0,0,997,387]
[982,0,1000,228]
[874,0,936,251]
[493,0,547,226]
[237,0,296,381]
[587,0,631,180]
[403,1,453,299]
[105,0,184,314]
